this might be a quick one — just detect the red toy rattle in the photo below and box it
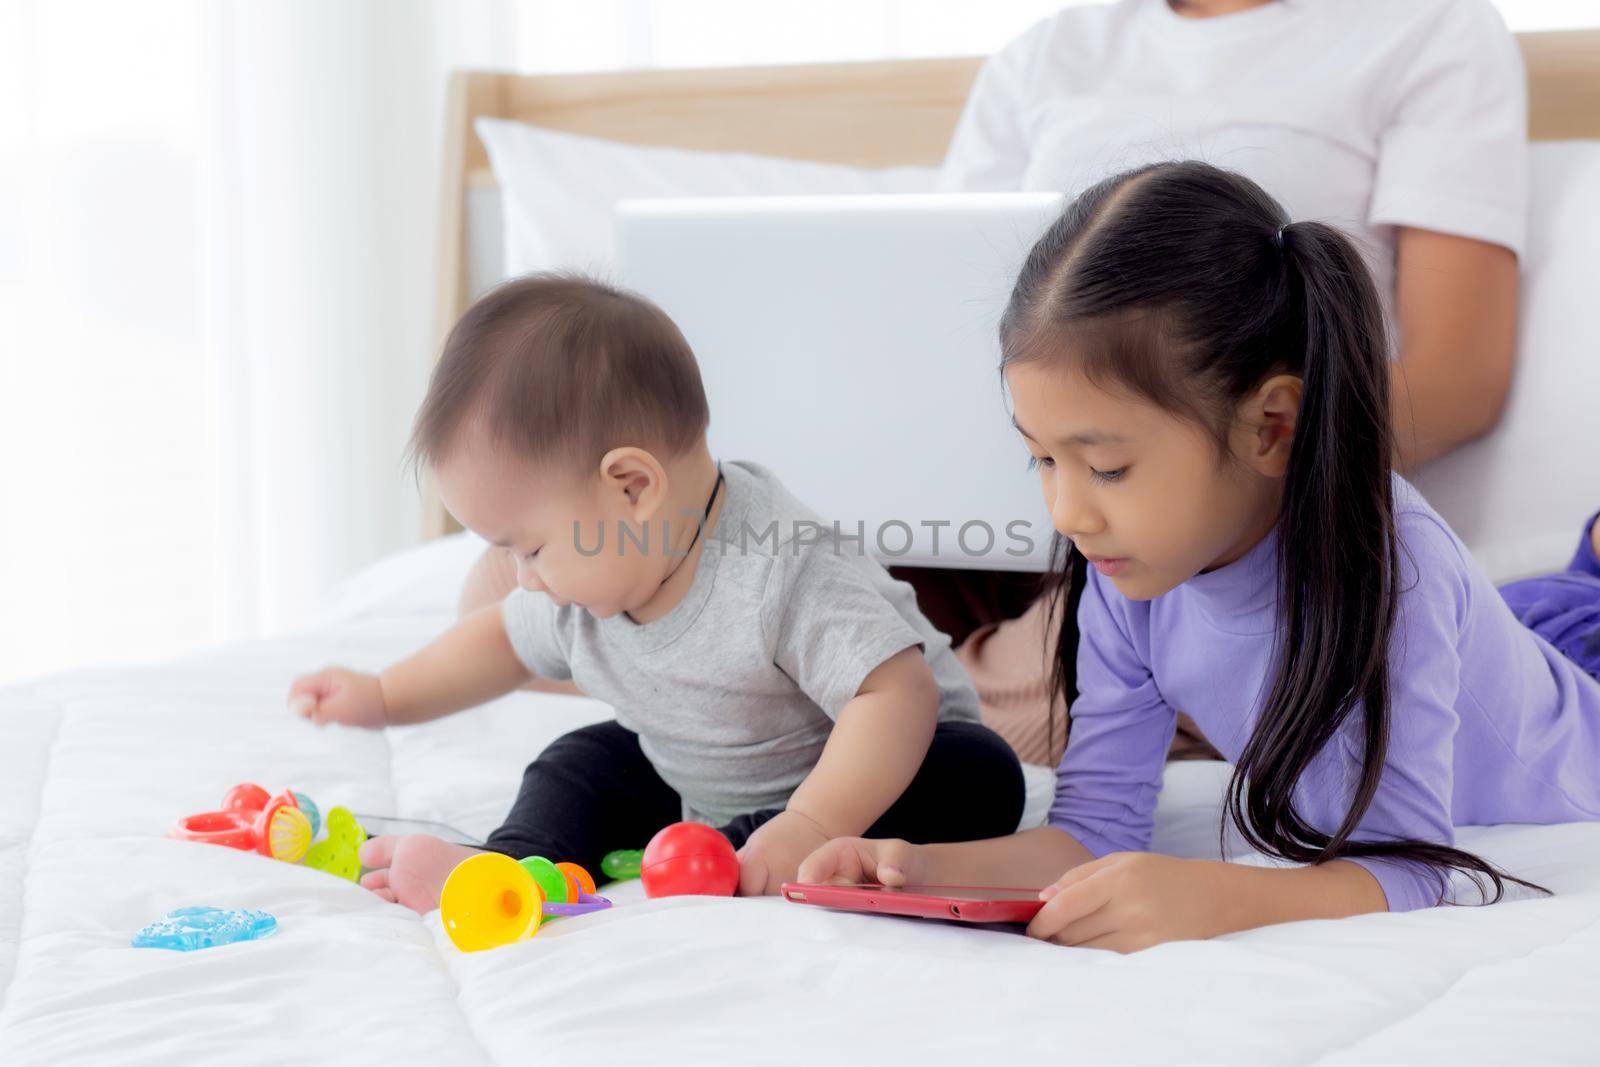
[170,783,315,863]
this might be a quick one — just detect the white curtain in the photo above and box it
[0,0,518,683]
[0,0,1591,685]
[200,0,519,640]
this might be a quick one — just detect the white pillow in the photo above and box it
[318,530,488,625]
[475,117,938,278]
[1411,141,1600,582]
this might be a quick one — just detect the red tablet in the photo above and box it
[780,882,1046,924]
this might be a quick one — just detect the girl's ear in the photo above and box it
[597,447,668,520]
[1237,373,1302,477]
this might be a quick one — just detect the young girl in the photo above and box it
[799,161,1600,951]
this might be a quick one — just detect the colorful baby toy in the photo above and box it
[601,823,741,897]
[291,791,322,837]
[601,848,643,880]
[132,906,278,952]
[440,853,611,953]
[439,823,740,952]
[302,806,367,881]
[169,783,365,881]
[639,822,740,898]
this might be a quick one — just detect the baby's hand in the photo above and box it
[735,810,833,896]
[287,667,387,729]
[795,836,928,888]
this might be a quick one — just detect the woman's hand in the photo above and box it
[795,836,930,888]
[1026,853,1228,953]
[287,667,388,729]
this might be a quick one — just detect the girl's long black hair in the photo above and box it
[1008,161,1535,905]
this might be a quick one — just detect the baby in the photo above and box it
[288,273,1024,911]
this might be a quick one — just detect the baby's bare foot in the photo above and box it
[1591,516,1599,562]
[359,834,482,914]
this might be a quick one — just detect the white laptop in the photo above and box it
[615,193,1064,571]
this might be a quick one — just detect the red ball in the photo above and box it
[640,822,739,898]
[222,783,270,813]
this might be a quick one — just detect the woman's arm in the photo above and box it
[1390,228,1519,469]
[1359,0,1525,468]
[938,29,1037,191]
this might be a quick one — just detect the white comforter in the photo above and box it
[2,536,1598,1065]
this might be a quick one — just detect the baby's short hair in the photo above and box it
[408,272,710,476]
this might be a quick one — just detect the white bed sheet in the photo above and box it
[2,594,1598,1065]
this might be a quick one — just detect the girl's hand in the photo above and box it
[1027,852,1227,953]
[795,836,929,888]
[287,667,388,729]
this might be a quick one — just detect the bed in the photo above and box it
[3,29,1600,1065]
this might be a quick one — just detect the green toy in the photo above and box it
[601,848,643,880]
[518,855,570,904]
[304,806,366,882]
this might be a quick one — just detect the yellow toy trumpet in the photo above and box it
[440,852,608,953]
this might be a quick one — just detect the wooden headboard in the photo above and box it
[426,29,1600,539]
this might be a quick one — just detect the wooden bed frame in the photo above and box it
[426,29,1600,539]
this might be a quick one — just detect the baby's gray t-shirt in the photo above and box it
[501,459,981,825]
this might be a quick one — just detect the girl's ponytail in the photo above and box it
[1229,221,1527,903]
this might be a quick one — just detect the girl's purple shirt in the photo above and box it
[1049,478,1600,910]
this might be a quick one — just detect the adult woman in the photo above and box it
[946,0,1524,469]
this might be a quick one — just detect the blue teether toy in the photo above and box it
[132,906,278,951]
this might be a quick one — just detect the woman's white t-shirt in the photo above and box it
[941,0,1528,316]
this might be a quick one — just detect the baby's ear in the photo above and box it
[598,447,667,516]
[1240,373,1302,477]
